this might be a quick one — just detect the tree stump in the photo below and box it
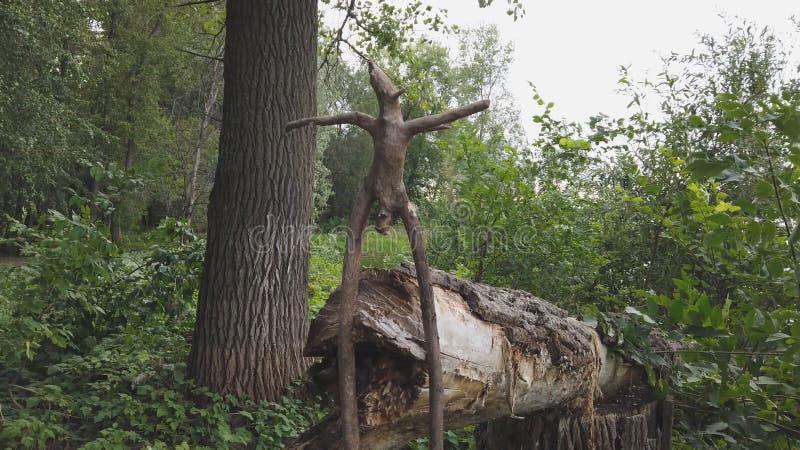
[476,385,674,450]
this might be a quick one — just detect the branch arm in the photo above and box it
[426,124,450,132]
[404,100,490,135]
[286,112,376,133]
[172,0,220,7]
[177,48,224,62]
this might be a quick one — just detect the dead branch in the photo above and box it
[177,48,224,62]
[405,100,490,134]
[172,0,220,8]
[286,112,376,132]
[287,61,489,450]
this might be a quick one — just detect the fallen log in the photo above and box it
[290,262,659,449]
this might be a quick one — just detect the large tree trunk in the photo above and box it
[290,263,669,449]
[187,0,317,401]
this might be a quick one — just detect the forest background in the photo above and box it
[1,1,799,448]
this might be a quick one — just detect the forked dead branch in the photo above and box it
[287,61,489,449]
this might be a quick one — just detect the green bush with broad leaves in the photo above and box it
[421,22,800,449]
[0,206,326,449]
[589,23,800,449]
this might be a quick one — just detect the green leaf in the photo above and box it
[761,221,776,243]
[705,422,729,433]
[719,130,741,143]
[705,229,727,248]
[687,158,730,179]
[753,376,781,385]
[715,169,743,183]
[707,213,732,225]
[668,300,684,322]
[766,258,784,278]
[789,223,800,246]
[688,115,704,127]
[624,306,656,324]
[765,332,790,342]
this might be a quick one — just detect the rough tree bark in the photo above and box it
[289,263,672,449]
[187,0,317,401]
[287,63,489,449]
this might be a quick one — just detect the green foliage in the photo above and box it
[428,118,608,308]
[319,0,453,62]
[599,23,800,448]
[0,207,201,366]
[0,211,325,448]
[1,334,325,449]
[417,20,800,448]
[309,234,343,316]
[0,0,225,237]
[0,0,98,225]
[639,278,800,448]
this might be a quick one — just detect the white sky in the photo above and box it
[426,0,798,132]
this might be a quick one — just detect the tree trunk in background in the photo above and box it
[184,55,221,224]
[187,0,317,401]
[110,211,122,244]
[14,191,24,222]
[110,137,134,244]
[89,176,100,221]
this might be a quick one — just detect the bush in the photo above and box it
[0,211,325,449]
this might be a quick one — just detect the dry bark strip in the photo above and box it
[287,62,489,449]
[288,263,662,449]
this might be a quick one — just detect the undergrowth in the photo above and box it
[0,211,326,449]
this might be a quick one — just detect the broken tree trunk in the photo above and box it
[290,263,669,449]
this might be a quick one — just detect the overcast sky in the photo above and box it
[426,1,798,132]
